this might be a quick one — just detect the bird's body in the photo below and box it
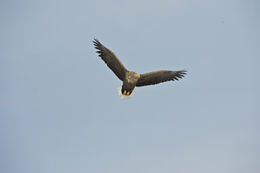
[93,39,187,97]
[122,71,140,96]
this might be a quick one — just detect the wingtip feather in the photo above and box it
[93,38,101,47]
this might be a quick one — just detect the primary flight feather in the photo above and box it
[93,39,187,97]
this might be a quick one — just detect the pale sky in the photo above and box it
[1,0,260,173]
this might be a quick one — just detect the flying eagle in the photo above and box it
[93,39,187,97]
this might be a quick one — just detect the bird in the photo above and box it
[93,39,187,97]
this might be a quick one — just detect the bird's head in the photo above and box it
[125,71,141,84]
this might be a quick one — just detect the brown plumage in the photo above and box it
[93,39,187,96]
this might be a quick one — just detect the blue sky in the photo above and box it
[1,0,259,173]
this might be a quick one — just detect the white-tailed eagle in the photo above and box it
[93,39,187,97]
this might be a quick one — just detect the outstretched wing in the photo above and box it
[93,39,127,81]
[136,70,187,87]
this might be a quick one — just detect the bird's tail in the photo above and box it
[117,87,135,100]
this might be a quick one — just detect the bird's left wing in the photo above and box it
[136,70,186,87]
[93,39,127,81]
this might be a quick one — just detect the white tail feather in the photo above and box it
[117,87,135,100]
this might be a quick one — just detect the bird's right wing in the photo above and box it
[136,70,187,87]
[93,39,127,81]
